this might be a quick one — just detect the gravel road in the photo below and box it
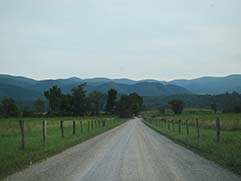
[5,118,240,181]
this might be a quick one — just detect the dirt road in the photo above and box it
[5,118,240,181]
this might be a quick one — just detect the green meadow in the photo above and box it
[142,110,241,175]
[0,116,126,179]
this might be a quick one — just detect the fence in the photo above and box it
[144,117,222,144]
[16,118,117,150]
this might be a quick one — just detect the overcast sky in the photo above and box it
[0,0,241,81]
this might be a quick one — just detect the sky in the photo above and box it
[0,0,241,81]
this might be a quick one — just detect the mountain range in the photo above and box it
[168,74,241,94]
[0,74,241,100]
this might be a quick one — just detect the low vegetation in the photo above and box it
[142,109,241,175]
[0,116,126,179]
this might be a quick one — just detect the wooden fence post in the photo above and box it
[43,120,47,144]
[98,120,101,128]
[216,118,221,143]
[102,120,104,127]
[172,120,174,131]
[196,118,200,142]
[19,120,25,149]
[168,120,170,130]
[95,120,97,128]
[186,120,189,135]
[60,120,64,138]
[80,120,83,133]
[178,119,181,133]
[90,120,94,129]
[73,120,76,135]
[88,120,90,131]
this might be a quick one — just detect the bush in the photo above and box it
[0,98,19,117]
[168,99,184,114]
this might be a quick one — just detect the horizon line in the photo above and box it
[0,73,241,82]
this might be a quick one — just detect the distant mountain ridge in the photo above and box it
[87,82,190,96]
[0,74,241,100]
[169,74,241,94]
[0,74,190,100]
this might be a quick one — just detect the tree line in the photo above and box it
[2,88,241,117]
[44,85,143,117]
[0,84,143,118]
[144,92,241,114]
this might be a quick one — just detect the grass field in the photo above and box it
[142,110,241,175]
[0,115,126,179]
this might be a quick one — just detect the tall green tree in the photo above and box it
[117,95,131,118]
[221,92,241,113]
[60,94,74,116]
[44,85,62,112]
[88,91,106,115]
[129,93,143,116]
[168,99,184,114]
[71,84,87,116]
[0,98,19,117]
[105,89,117,114]
[117,93,143,118]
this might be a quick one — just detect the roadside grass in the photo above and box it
[142,111,241,175]
[0,116,127,179]
[144,109,241,130]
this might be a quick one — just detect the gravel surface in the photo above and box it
[5,118,240,181]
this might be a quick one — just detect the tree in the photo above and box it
[105,89,117,114]
[211,102,217,113]
[88,91,106,115]
[0,98,19,117]
[168,99,184,114]
[117,95,131,118]
[44,85,63,112]
[116,93,143,118]
[129,93,143,116]
[71,84,87,116]
[221,92,241,113]
[34,99,45,112]
[60,94,74,116]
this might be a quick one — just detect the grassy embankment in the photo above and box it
[0,115,126,179]
[142,109,241,175]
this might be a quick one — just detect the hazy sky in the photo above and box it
[0,0,241,80]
